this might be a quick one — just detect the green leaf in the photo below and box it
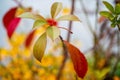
[56,15,80,21]
[18,12,46,21]
[51,2,63,18]
[33,20,47,29]
[100,11,114,21]
[46,26,60,40]
[111,21,117,28]
[114,69,120,77]
[33,32,47,62]
[115,4,120,14]
[103,1,114,13]
[117,19,120,23]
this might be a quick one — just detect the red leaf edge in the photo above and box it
[25,30,35,47]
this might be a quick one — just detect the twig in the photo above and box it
[58,26,73,34]
[57,0,75,79]
[56,36,68,80]
[67,0,75,42]
[13,0,24,8]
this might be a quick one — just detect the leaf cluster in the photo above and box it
[18,2,87,78]
[100,1,120,29]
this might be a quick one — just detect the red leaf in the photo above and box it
[7,18,21,38]
[25,30,35,47]
[3,7,21,38]
[64,41,88,78]
[3,7,17,28]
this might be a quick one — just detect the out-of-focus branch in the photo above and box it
[95,0,99,30]
[104,26,120,80]
[56,36,68,80]
[57,0,75,79]
[106,32,115,58]
[13,0,24,8]
[67,0,75,42]
[79,0,94,34]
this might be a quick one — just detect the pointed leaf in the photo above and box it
[46,26,60,40]
[3,7,17,29]
[33,32,47,62]
[18,12,46,21]
[115,4,120,14]
[7,18,21,38]
[56,15,80,21]
[3,7,21,38]
[25,30,35,47]
[33,20,47,29]
[103,1,114,13]
[100,11,114,21]
[64,41,88,78]
[51,2,63,18]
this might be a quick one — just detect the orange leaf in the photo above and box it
[64,41,88,78]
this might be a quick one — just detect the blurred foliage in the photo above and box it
[0,31,119,80]
[0,32,77,80]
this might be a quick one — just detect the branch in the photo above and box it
[56,36,68,80]
[57,0,75,79]
[95,0,99,30]
[79,0,94,34]
[13,0,24,8]
[67,0,75,42]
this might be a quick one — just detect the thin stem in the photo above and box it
[58,26,73,34]
[56,36,68,80]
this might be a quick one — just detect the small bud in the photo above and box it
[47,19,58,26]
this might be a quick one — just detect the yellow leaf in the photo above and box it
[18,12,46,21]
[56,15,80,21]
[33,20,47,29]
[15,8,24,17]
[33,32,47,62]
[46,26,60,40]
[51,2,63,18]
